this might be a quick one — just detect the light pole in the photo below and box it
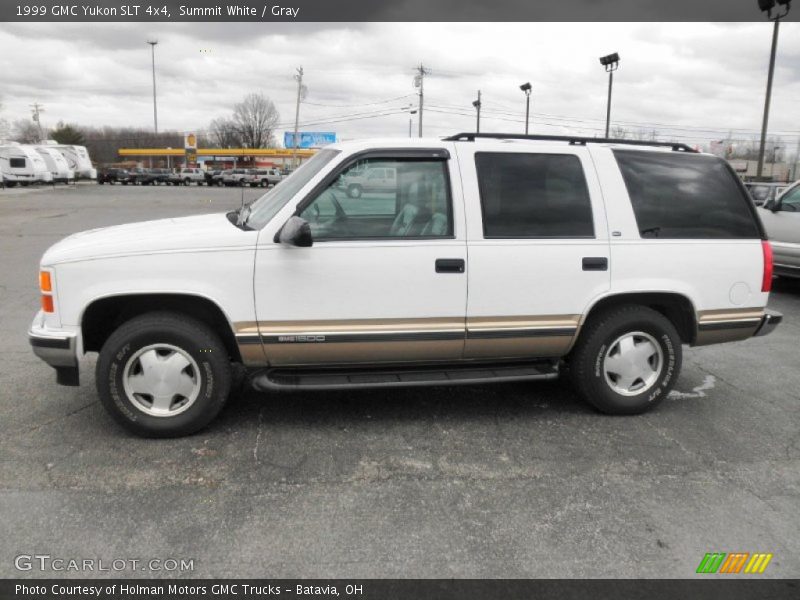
[146,40,158,134]
[472,90,481,133]
[407,106,417,138]
[599,52,620,138]
[292,66,306,169]
[756,0,792,179]
[770,146,781,178]
[519,82,532,135]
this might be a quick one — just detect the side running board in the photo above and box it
[251,361,559,392]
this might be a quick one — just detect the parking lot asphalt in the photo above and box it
[0,183,798,579]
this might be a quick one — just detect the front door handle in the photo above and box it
[582,257,608,271]
[436,258,465,273]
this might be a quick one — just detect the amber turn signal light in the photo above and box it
[40,271,52,292]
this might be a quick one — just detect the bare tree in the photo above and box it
[208,117,242,148]
[610,125,629,139]
[12,119,41,143]
[231,93,280,148]
[0,97,9,140]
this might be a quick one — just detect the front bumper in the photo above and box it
[29,313,80,386]
[754,309,783,337]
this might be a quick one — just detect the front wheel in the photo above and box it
[347,184,362,199]
[96,312,232,437]
[568,305,682,415]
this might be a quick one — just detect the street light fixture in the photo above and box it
[599,52,620,138]
[756,0,792,179]
[519,82,532,135]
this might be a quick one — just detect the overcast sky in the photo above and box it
[0,22,798,152]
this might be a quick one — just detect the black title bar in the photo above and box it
[2,0,800,22]
[3,579,800,600]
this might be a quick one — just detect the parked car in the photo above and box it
[339,165,396,198]
[758,181,800,279]
[147,168,172,185]
[744,182,790,207]
[121,167,151,185]
[96,167,129,185]
[29,134,781,437]
[212,170,229,186]
[246,168,283,187]
[204,169,221,186]
[168,167,206,186]
[222,168,250,186]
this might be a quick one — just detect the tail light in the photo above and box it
[762,240,773,293]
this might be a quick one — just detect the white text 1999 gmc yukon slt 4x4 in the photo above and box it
[29,133,782,437]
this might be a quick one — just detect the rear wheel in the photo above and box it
[568,305,682,415]
[183,178,191,186]
[96,312,232,437]
[348,184,362,198]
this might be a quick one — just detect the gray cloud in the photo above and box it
[0,22,798,150]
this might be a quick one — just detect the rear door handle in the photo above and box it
[582,257,608,271]
[436,258,465,273]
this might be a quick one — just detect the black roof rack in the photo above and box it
[443,132,698,153]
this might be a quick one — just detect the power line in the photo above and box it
[301,94,414,108]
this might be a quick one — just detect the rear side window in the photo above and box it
[475,152,594,238]
[10,158,26,168]
[613,150,760,239]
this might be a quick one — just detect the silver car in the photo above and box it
[759,181,800,278]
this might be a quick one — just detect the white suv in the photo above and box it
[29,134,781,437]
[169,167,205,186]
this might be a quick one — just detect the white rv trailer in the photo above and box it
[44,142,97,180]
[0,144,38,186]
[35,146,75,183]
[19,145,53,183]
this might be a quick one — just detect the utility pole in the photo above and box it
[757,19,780,179]
[292,66,304,169]
[30,102,45,141]
[413,63,429,138]
[472,90,481,133]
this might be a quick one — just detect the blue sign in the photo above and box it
[284,131,337,149]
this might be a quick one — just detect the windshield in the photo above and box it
[246,148,340,229]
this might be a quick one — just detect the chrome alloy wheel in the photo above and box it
[602,331,664,396]
[122,344,201,417]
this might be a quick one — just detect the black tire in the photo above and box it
[96,312,232,437]
[568,305,682,415]
[348,184,362,199]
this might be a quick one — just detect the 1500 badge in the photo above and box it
[278,335,326,343]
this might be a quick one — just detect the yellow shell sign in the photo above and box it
[184,133,197,150]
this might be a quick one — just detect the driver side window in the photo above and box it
[299,157,453,240]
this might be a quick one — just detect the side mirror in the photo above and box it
[276,216,313,247]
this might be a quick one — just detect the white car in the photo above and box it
[246,168,283,187]
[29,134,781,437]
[758,180,800,278]
[222,168,250,186]
[169,167,206,186]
